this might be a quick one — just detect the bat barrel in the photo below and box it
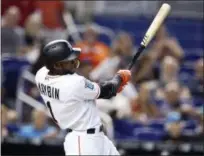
[141,3,171,47]
[127,3,171,70]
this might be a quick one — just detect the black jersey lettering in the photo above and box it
[37,83,60,100]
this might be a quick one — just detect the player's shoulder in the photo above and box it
[68,74,92,88]
[35,66,48,81]
[75,74,96,90]
[68,73,86,84]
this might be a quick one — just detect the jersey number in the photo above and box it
[46,101,58,123]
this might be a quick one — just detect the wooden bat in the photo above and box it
[128,3,171,70]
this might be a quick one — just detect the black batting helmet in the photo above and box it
[43,40,81,69]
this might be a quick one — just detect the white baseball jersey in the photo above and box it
[35,66,102,130]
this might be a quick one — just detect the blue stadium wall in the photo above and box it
[93,15,203,50]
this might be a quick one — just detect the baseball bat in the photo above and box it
[128,3,171,70]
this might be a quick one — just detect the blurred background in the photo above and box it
[1,1,203,156]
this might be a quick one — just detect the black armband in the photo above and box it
[98,74,122,99]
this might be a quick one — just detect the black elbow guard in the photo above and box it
[98,75,122,99]
[98,81,117,99]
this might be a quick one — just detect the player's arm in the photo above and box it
[75,70,131,100]
[98,70,131,99]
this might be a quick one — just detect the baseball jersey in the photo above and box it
[35,66,102,130]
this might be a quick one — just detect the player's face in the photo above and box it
[55,59,80,73]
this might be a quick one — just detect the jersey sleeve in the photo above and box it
[75,77,101,100]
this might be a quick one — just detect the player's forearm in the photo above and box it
[98,70,131,99]
[98,75,122,99]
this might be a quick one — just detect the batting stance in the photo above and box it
[35,40,131,155]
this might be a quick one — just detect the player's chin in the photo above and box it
[72,68,78,73]
[70,65,79,73]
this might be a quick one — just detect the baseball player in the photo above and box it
[35,40,131,155]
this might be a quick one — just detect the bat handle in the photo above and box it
[128,62,134,70]
[128,45,145,70]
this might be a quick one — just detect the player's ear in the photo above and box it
[76,60,80,68]
[71,59,80,68]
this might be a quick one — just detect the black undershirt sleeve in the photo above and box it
[98,74,122,99]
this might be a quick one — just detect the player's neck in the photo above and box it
[48,70,74,75]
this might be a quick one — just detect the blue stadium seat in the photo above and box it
[183,129,196,136]
[2,57,31,99]
[180,67,194,76]
[132,121,145,129]
[93,15,203,49]
[193,97,204,107]
[113,119,135,138]
[115,132,136,140]
[98,34,113,46]
[183,120,198,131]
[184,54,202,62]
[134,128,165,141]
[148,120,165,131]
